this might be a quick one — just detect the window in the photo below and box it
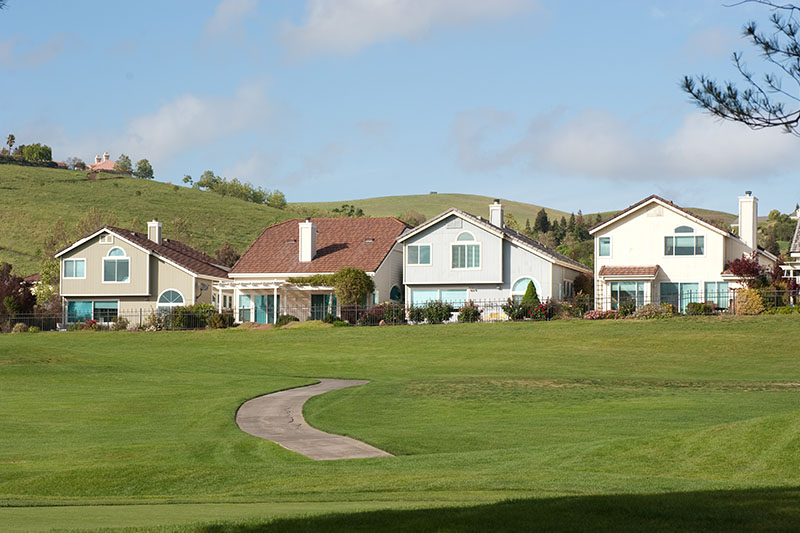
[610,281,645,310]
[158,289,184,307]
[103,248,130,283]
[598,237,611,257]
[390,285,402,301]
[99,234,114,244]
[660,282,700,313]
[407,244,431,265]
[411,289,439,306]
[63,259,85,279]
[664,227,704,256]
[562,280,574,299]
[67,301,93,322]
[512,278,538,303]
[93,301,118,322]
[238,294,252,322]
[452,234,479,269]
[440,289,467,306]
[704,281,730,309]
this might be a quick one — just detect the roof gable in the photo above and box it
[231,217,409,275]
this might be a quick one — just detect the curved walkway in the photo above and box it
[235,379,393,461]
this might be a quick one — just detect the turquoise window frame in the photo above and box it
[704,281,730,309]
[93,301,118,322]
[238,294,252,322]
[67,301,93,322]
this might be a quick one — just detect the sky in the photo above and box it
[2,0,799,215]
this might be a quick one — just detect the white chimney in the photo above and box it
[738,191,758,251]
[298,218,317,262]
[95,154,101,164]
[147,219,162,246]
[103,151,110,162]
[489,199,504,228]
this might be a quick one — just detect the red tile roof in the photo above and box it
[231,217,409,274]
[88,159,117,171]
[598,265,660,277]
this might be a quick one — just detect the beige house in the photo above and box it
[218,217,408,324]
[590,193,777,312]
[56,220,229,323]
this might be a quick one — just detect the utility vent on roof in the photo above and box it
[364,238,374,243]
[286,239,297,244]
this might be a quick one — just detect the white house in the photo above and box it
[781,217,800,283]
[590,192,778,312]
[397,201,591,309]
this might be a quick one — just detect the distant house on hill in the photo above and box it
[87,152,116,172]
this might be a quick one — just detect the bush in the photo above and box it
[764,305,800,315]
[735,288,765,315]
[275,314,299,327]
[111,316,129,331]
[632,303,674,320]
[502,299,551,321]
[618,300,637,317]
[322,313,340,324]
[164,304,216,329]
[423,301,455,324]
[408,306,425,324]
[686,302,714,316]
[333,320,349,327]
[11,322,28,333]
[584,309,618,320]
[82,319,99,331]
[521,281,540,308]
[144,312,164,331]
[67,322,82,332]
[28,326,40,333]
[457,301,482,323]
[207,312,234,329]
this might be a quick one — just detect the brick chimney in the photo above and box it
[738,191,758,251]
[147,219,162,246]
[298,219,317,262]
[489,199,504,228]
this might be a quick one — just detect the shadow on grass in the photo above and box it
[197,487,800,532]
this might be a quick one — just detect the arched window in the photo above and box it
[512,277,539,303]
[452,232,480,269]
[390,285,402,301]
[158,289,184,308]
[674,226,694,233]
[103,247,129,282]
[108,247,126,256]
[457,231,476,241]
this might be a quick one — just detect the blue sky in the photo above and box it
[2,0,798,214]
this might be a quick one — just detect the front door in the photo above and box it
[254,295,267,324]
[267,294,280,324]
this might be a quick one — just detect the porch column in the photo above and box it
[217,286,223,313]
[273,286,278,324]
[233,285,239,323]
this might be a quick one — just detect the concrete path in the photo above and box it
[235,379,393,461]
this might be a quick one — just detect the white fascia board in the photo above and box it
[55,228,153,258]
[589,198,730,237]
[396,209,504,243]
[504,235,591,274]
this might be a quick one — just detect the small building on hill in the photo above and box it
[218,217,409,324]
[87,152,116,172]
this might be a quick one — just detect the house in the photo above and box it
[590,192,778,312]
[218,217,408,324]
[87,152,116,172]
[397,201,591,310]
[781,217,800,283]
[55,220,230,323]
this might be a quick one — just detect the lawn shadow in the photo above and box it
[196,486,800,532]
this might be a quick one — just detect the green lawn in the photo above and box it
[1,317,799,531]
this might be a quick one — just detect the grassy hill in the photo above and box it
[0,164,302,275]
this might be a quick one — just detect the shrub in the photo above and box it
[457,301,482,323]
[332,320,349,327]
[618,300,637,317]
[322,313,340,324]
[521,281,540,308]
[165,304,216,329]
[67,322,82,332]
[686,302,714,316]
[764,306,800,315]
[584,309,618,320]
[207,312,234,329]
[502,299,551,321]
[111,316,129,331]
[275,314,299,327]
[408,306,425,324]
[632,303,674,320]
[381,303,406,324]
[82,319,99,331]
[27,326,40,333]
[357,307,384,326]
[735,288,765,315]
[11,322,28,333]
[423,301,455,324]
[144,312,164,331]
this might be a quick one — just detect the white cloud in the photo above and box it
[450,107,800,181]
[282,0,536,57]
[205,0,258,37]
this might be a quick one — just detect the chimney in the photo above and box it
[489,199,504,228]
[103,151,110,161]
[738,191,758,251]
[298,218,317,262]
[95,154,101,164]
[147,219,162,246]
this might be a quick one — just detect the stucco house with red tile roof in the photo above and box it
[55,220,229,324]
[87,152,117,172]
[218,217,409,324]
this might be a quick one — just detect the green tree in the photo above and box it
[214,242,240,268]
[115,154,132,174]
[683,1,800,135]
[522,280,540,308]
[21,143,51,161]
[288,267,375,306]
[133,159,154,179]
[267,190,287,209]
[6,133,14,154]
[182,174,192,185]
[533,208,550,233]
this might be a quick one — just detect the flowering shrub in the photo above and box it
[584,309,618,320]
[457,301,481,323]
[82,319,99,331]
[423,301,455,324]
[407,306,425,324]
[11,322,28,333]
[501,299,551,321]
[631,303,674,320]
[735,288,765,315]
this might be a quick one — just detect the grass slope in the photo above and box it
[0,164,300,275]
[1,316,799,531]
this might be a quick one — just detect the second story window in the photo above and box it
[664,226,704,256]
[598,237,611,257]
[407,244,431,265]
[452,232,480,269]
[103,247,130,283]
[63,258,85,279]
